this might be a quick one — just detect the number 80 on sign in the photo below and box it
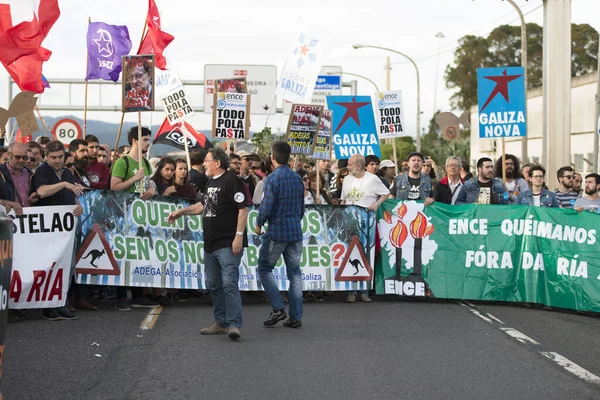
[52,118,83,147]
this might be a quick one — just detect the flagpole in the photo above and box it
[83,17,91,139]
[180,123,192,171]
[264,59,287,129]
[34,106,55,139]
[112,112,125,169]
[138,111,144,197]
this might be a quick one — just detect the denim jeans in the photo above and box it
[204,247,243,329]
[257,237,303,321]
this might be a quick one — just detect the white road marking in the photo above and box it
[140,306,163,331]
[541,352,600,385]
[470,309,493,323]
[486,313,505,324]
[500,327,540,345]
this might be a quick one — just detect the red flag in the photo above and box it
[153,118,213,151]
[137,0,174,70]
[0,0,60,93]
[14,129,32,144]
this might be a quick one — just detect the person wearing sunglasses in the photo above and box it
[0,142,36,212]
[554,166,579,209]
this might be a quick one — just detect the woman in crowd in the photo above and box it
[306,170,332,205]
[332,167,349,204]
[170,158,197,200]
[151,157,176,196]
[252,156,274,205]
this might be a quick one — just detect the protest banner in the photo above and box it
[374,90,405,140]
[0,216,10,396]
[9,206,77,309]
[276,33,323,104]
[285,104,323,156]
[160,89,194,124]
[327,95,381,158]
[477,66,526,139]
[212,92,250,140]
[313,110,332,160]
[215,77,247,94]
[122,55,155,112]
[376,200,600,312]
[75,191,376,292]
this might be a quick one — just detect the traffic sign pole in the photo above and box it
[593,44,599,174]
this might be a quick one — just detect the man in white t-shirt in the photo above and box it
[340,154,389,304]
[341,154,390,210]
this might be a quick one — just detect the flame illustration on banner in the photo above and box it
[389,219,408,249]
[397,203,408,219]
[409,211,434,275]
[383,210,392,224]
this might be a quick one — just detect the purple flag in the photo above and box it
[86,22,132,82]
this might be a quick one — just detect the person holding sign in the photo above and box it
[168,148,249,341]
[456,157,507,205]
[389,152,434,205]
[515,166,559,207]
[574,174,600,213]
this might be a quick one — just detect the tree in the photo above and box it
[379,136,416,162]
[251,126,285,157]
[444,23,598,112]
[420,112,470,167]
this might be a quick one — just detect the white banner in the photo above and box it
[276,33,323,104]
[374,90,406,140]
[9,206,77,309]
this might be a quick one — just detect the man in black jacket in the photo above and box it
[434,156,464,205]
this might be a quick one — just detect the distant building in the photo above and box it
[470,72,598,174]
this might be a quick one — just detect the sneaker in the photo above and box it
[56,307,78,320]
[345,294,356,303]
[200,322,228,335]
[42,308,63,321]
[315,295,324,302]
[8,310,26,323]
[283,318,302,329]
[115,298,131,311]
[263,309,287,326]
[131,296,160,308]
[360,293,372,303]
[228,327,241,340]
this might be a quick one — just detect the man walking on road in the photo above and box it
[256,141,305,329]
[168,148,249,340]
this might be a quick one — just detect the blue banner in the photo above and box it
[477,66,526,139]
[326,95,381,158]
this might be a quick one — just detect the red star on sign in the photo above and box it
[334,97,371,133]
[299,44,309,56]
[479,69,522,113]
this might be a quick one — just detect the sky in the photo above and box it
[1,0,599,141]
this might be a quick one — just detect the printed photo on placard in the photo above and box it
[214,77,247,94]
[313,109,332,160]
[122,55,155,112]
[285,104,323,156]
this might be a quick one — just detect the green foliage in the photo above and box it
[419,112,470,166]
[251,127,284,157]
[445,23,598,112]
[379,136,416,163]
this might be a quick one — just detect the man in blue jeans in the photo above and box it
[256,141,305,328]
[168,148,249,340]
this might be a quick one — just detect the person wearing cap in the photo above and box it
[434,156,464,205]
[389,151,434,205]
[237,150,260,200]
[378,159,396,188]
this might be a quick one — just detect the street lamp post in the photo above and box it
[433,32,445,116]
[327,71,380,92]
[353,44,421,151]
[506,0,528,163]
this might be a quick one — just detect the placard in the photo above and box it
[313,110,332,160]
[160,89,194,124]
[122,54,155,112]
[285,104,323,155]
[214,77,247,93]
[374,90,405,139]
[212,92,250,139]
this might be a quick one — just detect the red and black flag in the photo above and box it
[153,117,213,151]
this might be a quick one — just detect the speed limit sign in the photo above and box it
[52,118,82,147]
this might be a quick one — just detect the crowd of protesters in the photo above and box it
[1,129,599,328]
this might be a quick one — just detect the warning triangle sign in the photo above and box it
[334,236,373,282]
[75,224,120,276]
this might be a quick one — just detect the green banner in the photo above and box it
[376,199,600,311]
[75,190,375,291]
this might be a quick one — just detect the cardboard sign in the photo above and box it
[442,125,459,141]
[122,54,155,113]
[285,104,323,155]
[0,92,38,135]
[435,111,470,141]
[15,112,39,136]
[374,90,405,139]
[214,77,247,93]
[160,89,194,124]
[313,109,332,160]
[212,92,250,139]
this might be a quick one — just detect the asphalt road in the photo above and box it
[3,295,600,400]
